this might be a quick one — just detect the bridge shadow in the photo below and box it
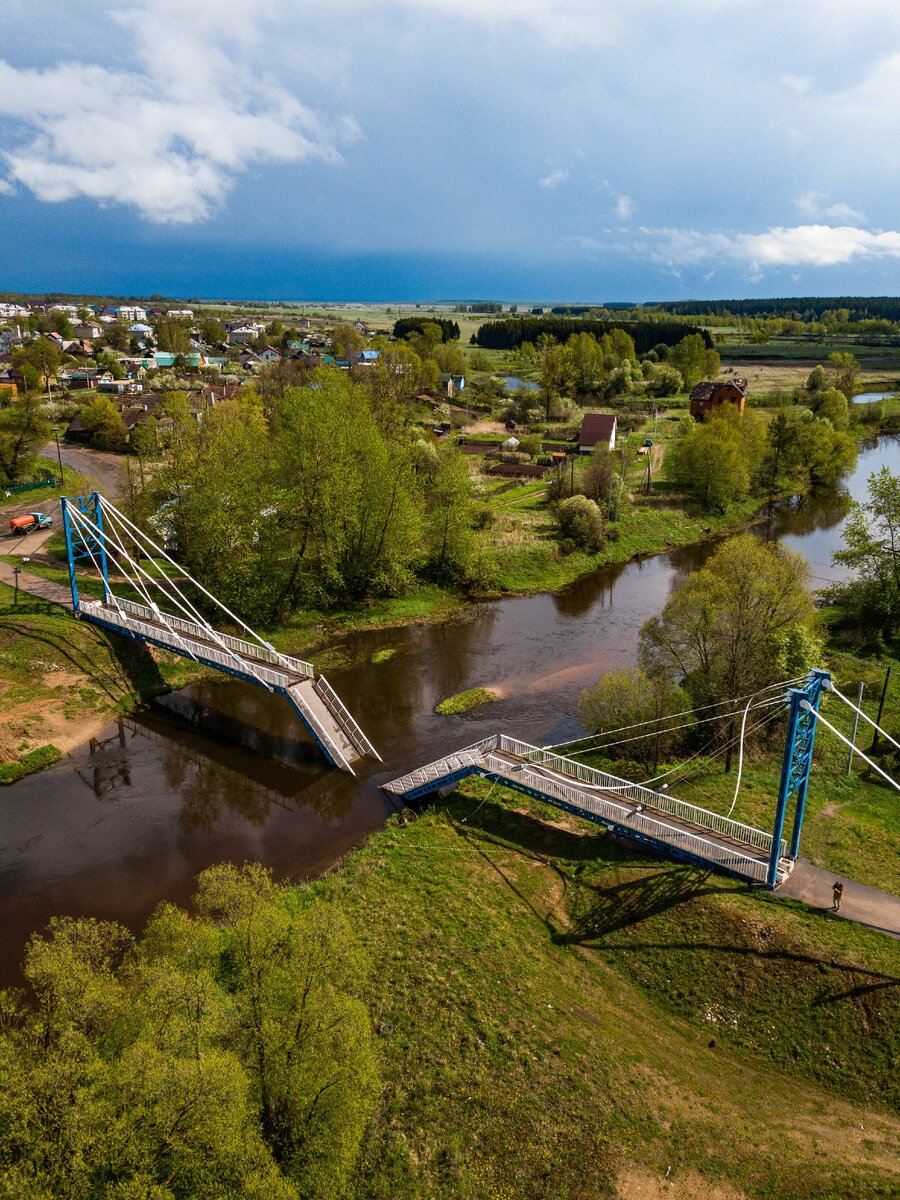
[0,605,167,707]
[442,796,900,1004]
[442,794,733,943]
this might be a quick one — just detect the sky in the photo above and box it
[2,0,900,302]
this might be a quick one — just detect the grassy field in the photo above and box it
[305,784,900,1199]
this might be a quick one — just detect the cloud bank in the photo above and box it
[0,0,358,223]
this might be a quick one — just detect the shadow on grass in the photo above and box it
[1,606,167,706]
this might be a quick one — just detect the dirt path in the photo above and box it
[778,856,900,938]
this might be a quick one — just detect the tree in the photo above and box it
[15,337,62,393]
[577,668,690,772]
[330,323,365,360]
[672,404,766,511]
[828,351,860,400]
[832,466,900,633]
[640,535,819,768]
[806,364,827,393]
[538,335,573,420]
[810,386,850,430]
[79,395,130,452]
[200,317,226,344]
[582,444,615,507]
[648,365,683,398]
[556,494,605,551]
[0,395,51,484]
[155,316,192,353]
[423,443,475,581]
[672,333,720,391]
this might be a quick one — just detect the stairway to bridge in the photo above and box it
[62,493,379,774]
[384,734,793,886]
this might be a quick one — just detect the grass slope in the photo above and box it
[305,783,900,1199]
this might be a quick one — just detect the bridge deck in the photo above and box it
[383,735,792,886]
[78,596,378,772]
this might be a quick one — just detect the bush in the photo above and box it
[556,494,605,551]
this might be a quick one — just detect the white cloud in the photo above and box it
[780,72,813,95]
[0,0,357,223]
[794,190,865,222]
[615,194,634,220]
[540,168,569,189]
[379,0,622,47]
[642,223,900,269]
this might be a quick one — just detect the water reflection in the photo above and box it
[2,435,899,984]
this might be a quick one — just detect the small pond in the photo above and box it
[503,375,540,392]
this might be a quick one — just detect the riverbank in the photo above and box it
[301,783,900,1198]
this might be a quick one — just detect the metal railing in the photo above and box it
[106,596,314,679]
[383,737,499,795]
[81,600,291,689]
[484,754,775,883]
[496,735,784,856]
[314,675,381,760]
[286,683,354,774]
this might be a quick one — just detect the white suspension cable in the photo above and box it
[97,504,276,690]
[549,676,807,754]
[668,705,787,793]
[726,687,791,817]
[565,696,785,757]
[72,502,273,689]
[99,495,295,671]
[68,504,203,665]
[801,702,900,793]
[826,681,900,753]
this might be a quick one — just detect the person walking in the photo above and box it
[832,881,844,912]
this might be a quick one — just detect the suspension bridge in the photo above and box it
[384,670,900,888]
[59,492,380,774]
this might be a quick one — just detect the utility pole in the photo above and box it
[846,681,865,775]
[870,664,892,755]
[53,427,64,487]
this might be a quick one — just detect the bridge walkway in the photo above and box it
[384,735,792,886]
[78,595,378,773]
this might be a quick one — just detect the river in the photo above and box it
[2,436,898,981]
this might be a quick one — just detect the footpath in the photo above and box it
[0,559,72,607]
[779,857,900,939]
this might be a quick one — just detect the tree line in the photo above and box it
[391,317,460,343]
[474,316,712,354]
[653,296,900,323]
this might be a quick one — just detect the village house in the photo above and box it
[118,305,147,323]
[228,322,266,345]
[578,412,617,453]
[689,378,748,421]
[72,321,102,339]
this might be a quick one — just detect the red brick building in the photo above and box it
[689,378,748,421]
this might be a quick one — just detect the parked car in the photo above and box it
[9,512,52,536]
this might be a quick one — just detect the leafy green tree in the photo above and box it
[15,337,62,393]
[832,466,900,633]
[538,335,573,420]
[155,316,192,353]
[0,395,52,484]
[672,404,765,511]
[567,332,605,391]
[79,395,130,452]
[423,443,475,581]
[577,668,690,771]
[672,333,720,390]
[200,317,226,344]
[330,323,366,360]
[556,494,605,551]
[640,535,818,768]
[648,365,683,397]
[806,364,827,393]
[810,386,850,430]
[828,351,860,400]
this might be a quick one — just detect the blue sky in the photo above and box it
[2,0,900,301]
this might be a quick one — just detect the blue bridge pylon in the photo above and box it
[60,492,379,774]
[384,673,832,888]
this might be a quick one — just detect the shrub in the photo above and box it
[556,494,605,551]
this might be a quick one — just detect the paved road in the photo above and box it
[39,443,125,498]
[779,857,900,939]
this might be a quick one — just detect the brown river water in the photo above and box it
[2,436,898,982]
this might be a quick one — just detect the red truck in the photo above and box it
[9,512,52,536]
